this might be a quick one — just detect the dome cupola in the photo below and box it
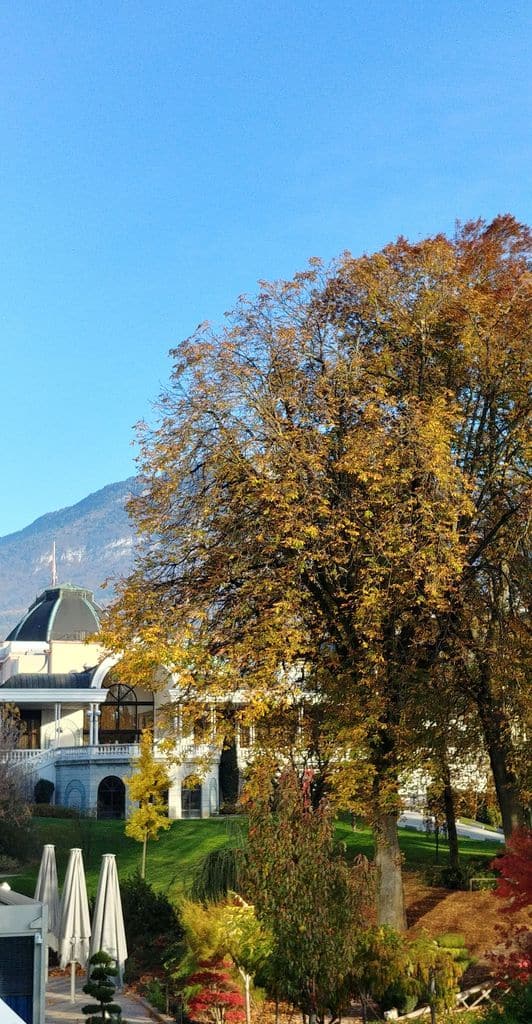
[6,584,102,642]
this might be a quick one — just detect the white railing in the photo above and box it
[1,749,42,762]
[2,740,220,767]
[1,747,58,772]
[1,743,140,765]
[55,743,140,760]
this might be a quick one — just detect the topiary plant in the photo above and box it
[436,932,472,976]
[81,950,123,1023]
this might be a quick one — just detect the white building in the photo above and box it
[0,584,246,819]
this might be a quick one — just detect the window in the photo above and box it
[182,780,202,818]
[18,709,42,750]
[95,682,154,744]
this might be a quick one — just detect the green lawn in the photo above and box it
[8,815,501,902]
[336,818,501,867]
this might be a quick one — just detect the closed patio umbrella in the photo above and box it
[58,848,91,1002]
[34,844,60,954]
[90,854,128,987]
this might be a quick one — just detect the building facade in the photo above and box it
[0,584,244,819]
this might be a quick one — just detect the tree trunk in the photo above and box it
[141,832,147,879]
[244,973,251,1024]
[373,809,406,930]
[441,761,460,874]
[474,666,524,838]
[239,969,251,1024]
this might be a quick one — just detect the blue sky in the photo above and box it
[0,1,530,536]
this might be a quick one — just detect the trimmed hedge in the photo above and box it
[31,803,82,819]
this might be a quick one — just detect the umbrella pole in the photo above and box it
[70,960,76,1002]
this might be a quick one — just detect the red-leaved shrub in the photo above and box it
[187,959,245,1024]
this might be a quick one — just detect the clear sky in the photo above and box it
[0,1,530,536]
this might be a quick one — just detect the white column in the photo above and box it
[93,707,100,746]
[54,703,61,746]
[87,706,94,745]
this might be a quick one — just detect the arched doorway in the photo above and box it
[181,781,202,819]
[97,776,125,820]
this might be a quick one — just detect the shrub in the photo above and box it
[436,933,472,976]
[477,799,503,829]
[0,814,35,863]
[143,978,167,1013]
[424,858,495,890]
[120,872,182,974]
[349,927,464,1017]
[186,958,245,1024]
[34,779,55,804]
[0,854,20,872]
[491,829,532,913]
[482,979,532,1024]
[191,847,241,902]
[31,803,81,819]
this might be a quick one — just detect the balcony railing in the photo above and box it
[1,743,140,765]
[2,739,223,767]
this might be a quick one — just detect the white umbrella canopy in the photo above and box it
[34,844,60,952]
[58,848,91,1000]
[90,854,128,986]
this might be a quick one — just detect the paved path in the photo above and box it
[399,810,504,843]
[45,974,164,1023]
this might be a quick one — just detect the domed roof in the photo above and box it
[6,584,102,642]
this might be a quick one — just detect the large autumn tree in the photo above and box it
[104,216,531,929]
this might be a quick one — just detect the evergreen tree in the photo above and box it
[82,951,123,1024]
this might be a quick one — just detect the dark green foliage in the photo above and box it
[482,980,532,1024]
[476,799,503,829]
[82,950,122,1024]
[33,779,55,804]
[219,737,240,809]
[31,802,82,818]
[0,814,35,863]
[120,871,182,974]
[424,857,495,890]
[380,981,418,1015]
[142,978,167,1013]
[0,806,33,864]
[191,846,241,902]
[243,769,375,1021]
[0,854,19,872]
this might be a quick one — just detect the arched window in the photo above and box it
[98,682,154,744]
[97,776,125,820]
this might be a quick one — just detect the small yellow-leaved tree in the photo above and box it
[126,729,170,878]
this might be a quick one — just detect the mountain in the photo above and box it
[0,479,138,638]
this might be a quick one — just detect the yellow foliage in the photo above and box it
[125,730,170,846]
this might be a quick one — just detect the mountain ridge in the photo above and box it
[0,478,138,638]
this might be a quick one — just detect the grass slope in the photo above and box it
[9,816,500,901]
